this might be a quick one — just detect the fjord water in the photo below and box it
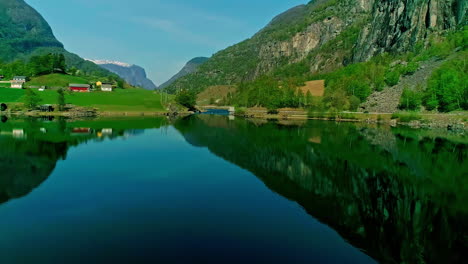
[0,116,466,263]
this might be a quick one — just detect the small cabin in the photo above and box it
[70,83,91,92]
[101,83,113,92]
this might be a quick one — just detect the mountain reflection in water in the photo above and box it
[0,115,466,264]
[174,115,468,264]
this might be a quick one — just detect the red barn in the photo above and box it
[69,83,91,92]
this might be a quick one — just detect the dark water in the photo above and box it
[0,115,466,264]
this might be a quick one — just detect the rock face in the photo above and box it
[159,57,209,90]
[166,0,466,93]
[353,0,467,62]
[89,60,157,90]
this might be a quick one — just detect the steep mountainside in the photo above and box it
[159,57,209,90]
[88,60,157,90]
[0,0,63,61]
[165,0,466,95]
[0,0,114,78]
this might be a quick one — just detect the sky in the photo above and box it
[26,0,307,85]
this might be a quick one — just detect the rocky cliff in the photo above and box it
[354,0,468,61]
[88,60,157,90]
[165,0,466,93]
[159,57,209,90]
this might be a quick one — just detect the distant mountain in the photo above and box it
[0,0,115,78]
[88,60,157,90]
[159,57,209,90]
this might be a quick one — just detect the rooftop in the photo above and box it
[69,84,90,88]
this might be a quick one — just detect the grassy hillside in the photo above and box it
[27,74,90,87]
[0,88,168,112]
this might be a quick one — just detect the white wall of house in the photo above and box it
[11,83,23,89]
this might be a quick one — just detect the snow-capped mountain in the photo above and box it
[87,59,157,90]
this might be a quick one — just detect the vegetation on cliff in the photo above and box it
[165,0,467,113]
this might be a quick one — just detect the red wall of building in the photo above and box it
[70,87,90,92]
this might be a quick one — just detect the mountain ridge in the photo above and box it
[159,57,209,90]
[87,59,157,90]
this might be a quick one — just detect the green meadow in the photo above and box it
[26,73,90,87]
[0,88,168,112]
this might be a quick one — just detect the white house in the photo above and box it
[11,81,24,89]
[101,83,113,92]
[11,76,27,89]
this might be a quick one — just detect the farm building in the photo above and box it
[11,81,24,89]
[101,83,113,92]
[11,76,27,89]
[299,80,325,97]
[70,84,91,92]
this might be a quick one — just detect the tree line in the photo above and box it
[0,53,66,79]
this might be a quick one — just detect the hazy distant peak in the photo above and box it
[86,59,133,68]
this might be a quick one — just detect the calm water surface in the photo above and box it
[0,115,466,263]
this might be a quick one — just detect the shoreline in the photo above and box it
[2,107,466,131]
[232,108,467,131]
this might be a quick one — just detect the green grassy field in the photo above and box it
[26,73,90,88]
[0,88,169,112]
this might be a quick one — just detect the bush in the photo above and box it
[175,89,197,110]
[391,112,422,122]
[385,70,401,86]
[402,62,419,76]
[235,107,246,115]
[267,109,279,115]
[349,95,361,111]
[399,87,422,111]
[24,89,41,110]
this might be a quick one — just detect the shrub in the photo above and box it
[399,87,422,111]
[267,109,279,115]
[24,89,41,110]
[391,112,422,122]
[402,62,420,76]
[349,95,361,111]
[175,89,197,110]
[385,70,401,86]
[235,107,246,115]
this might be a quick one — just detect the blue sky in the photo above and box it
[27,0,307,85]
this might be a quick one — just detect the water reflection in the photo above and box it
[0,115,466,263]
[0,117,168,205]
[174,115,468,264]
